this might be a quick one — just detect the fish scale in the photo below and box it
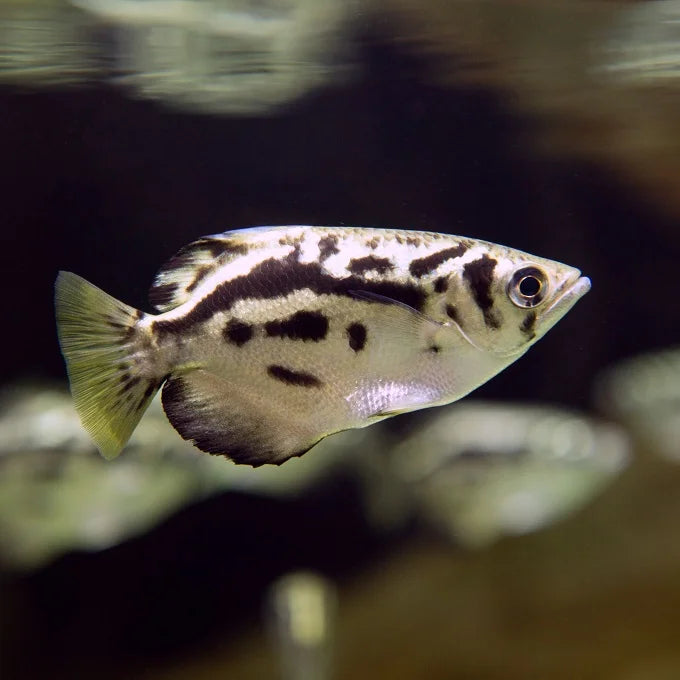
[55,225,590,466]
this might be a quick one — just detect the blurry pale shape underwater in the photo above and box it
[0,385,629,568]
[596,347,680,462]
[0,0,351,113]
[267,571,337,680]
[0,383,365,570]
[390,402,630,548]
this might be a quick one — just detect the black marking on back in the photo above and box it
[318,234,340,261]
[347,255,394,275]
[224,319,253,346]
[267,365,322,387]
[428,344,441,353]
[520,310,537,339]
[463,254,500,328]
[434,276,448,293]
[265,311,328,342]
[346,322,367,352]
[148,282,179,309]
[409,244,468,278]
[152,251,427,337]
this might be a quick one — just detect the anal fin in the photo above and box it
[161,370,325,466]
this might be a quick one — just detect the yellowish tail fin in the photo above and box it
[55,271,161,459]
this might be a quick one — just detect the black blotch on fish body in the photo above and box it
[153,251,427,337]
[346,322,367,352]
[520,310,537,339]
[224,319,253,346]
[434,276,448,293]
[267,365,322,387]
[148,282,179,309]
[348,255,394,275]
[428,344,441,353]
[409,245,468,278]
[463,254,499,328]
[318,234,340,261]
[265,311,329,342]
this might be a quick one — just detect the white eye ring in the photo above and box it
[508,265,549,308]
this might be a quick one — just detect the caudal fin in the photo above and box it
[55,271,161,459]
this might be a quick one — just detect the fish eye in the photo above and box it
[508,266,549,308]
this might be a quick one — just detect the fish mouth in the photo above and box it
[542,272,591,320]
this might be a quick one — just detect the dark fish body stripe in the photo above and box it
[267,365,322,387]
[153,251,426,337]
[463,254,500,328]
[265,311,329,342]
[409,244,468,278]
[348,255,394,275]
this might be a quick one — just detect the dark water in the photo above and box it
[3,1,680,678]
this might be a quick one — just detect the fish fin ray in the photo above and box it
[55,271,161,459]
[161,370,326,466]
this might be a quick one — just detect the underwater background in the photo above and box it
[2,1,680,678]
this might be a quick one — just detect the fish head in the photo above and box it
[442,249,591,360]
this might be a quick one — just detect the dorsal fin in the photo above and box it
[148,233,250,311]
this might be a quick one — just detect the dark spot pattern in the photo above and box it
[463,255,500,329]
[519,311,537,338]
[152,250,427,337]
[434,276,448,294]
[428,344,441,353]
[409,244,468,278]
[406,236,422,247]
[366,237,380,250]
[267,365,322,387]
[318,234,340,261]
[265,311,328,342]
[224,319,253,346]
[348,255,394,275]
[346,322,367,352]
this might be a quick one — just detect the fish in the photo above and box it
[54,225,591,466]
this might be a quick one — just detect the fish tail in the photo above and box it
[55,271,162,459]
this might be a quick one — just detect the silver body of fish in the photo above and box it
[55,226,591,466]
